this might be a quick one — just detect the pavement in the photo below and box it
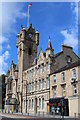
[0,113,79,120]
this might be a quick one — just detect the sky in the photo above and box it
[0,2,79,75]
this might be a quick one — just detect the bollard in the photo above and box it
[48,112,49,117]
[74,113,76,118]
[43,112,44,117]
[78,113,80,119]
[28,112,29,116]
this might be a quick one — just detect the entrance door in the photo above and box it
[35,98,37,113]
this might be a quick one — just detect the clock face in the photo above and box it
[28,33,32,38]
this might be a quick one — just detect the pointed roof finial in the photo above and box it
[21,24,23,30]
[40,47,42,51]
[49,36,50,41]
[46,36,53,50]
[12,60,13,64]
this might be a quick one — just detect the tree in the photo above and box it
[0,74,6,111]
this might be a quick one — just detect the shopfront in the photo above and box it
[49,97,69,116]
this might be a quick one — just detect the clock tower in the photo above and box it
[16,23,39,112]
[16,23,39,71]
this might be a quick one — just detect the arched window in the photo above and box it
[28,48,32,55]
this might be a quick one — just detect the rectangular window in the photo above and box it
[73,84,77,95]
[53,87,56,97]
[47,77,49,89]
[32,82,34,92]
[39,80,41,90]
[33,69,34,76]
[62,85,66,97]
[42,64,44,72]
[54,75,56,83]
[29,100,31,109]
[27,84,28,93]
[47,63,49,71]
[30,83,31,92]
[24,72,26,80]
[8,82,12,90]
[32,99,34,109]
[73,69,76,79]
[24,100,26,109]
[24,86,26,94]
[30,71,31,80]
[35,68,37,75]
[27,72,28,79]
[39,66,41,74]
[42,98,44,110]
[35,81,37,91]
[62,72,65,81]
[42,79,45,90]
[39,98,41,109]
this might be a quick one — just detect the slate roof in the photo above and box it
[50,60,80,75]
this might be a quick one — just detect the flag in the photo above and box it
[28,3,32,7]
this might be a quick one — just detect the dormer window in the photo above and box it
[65,55,72,64]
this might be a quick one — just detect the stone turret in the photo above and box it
[46,36,54,58]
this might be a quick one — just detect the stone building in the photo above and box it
[5,24,80,117]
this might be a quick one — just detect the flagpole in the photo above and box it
[27,5,29,28]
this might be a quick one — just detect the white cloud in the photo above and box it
[60,2,78,49]
[7,44,10,49]
[61,29,78,48]
[0,35,9,44]
[0,51,9,75]
[0,3,28,33]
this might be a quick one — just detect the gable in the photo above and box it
[37,49,46,64]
